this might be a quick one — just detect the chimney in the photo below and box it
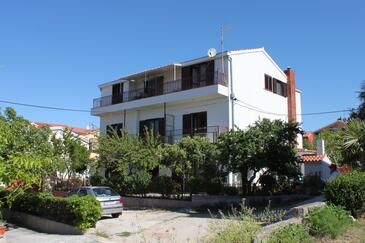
[316,139,325,155]
[284,68,297,122]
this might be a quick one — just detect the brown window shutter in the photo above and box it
[159,118,165,136]
[183,114,192,135]
[206,61,215,85]
[182,66,192,90]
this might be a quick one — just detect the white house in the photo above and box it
[91,47,303,185]
[299,139,332,181]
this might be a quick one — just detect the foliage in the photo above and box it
[350,80,365,120]
[207,212,260,243]
[255,205,286,224]
[124,170,151,195]
[266,224,311,243]
[160,136,224,195]
[149,175,179,197]
[217,119,301,194]
[222,186,239,196]
[318,129,345,165]
[0,107,60,202]
[52,129,91,179]
[90,175,107,186]
[342,119,365,169]
[0,191,101,231]
[324,171,365,215]
[304,205,353,238]
[98,129,161,194]
[303,137,316,150]
[302,174,324,195]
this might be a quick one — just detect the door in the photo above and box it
[139,118,165,139]
[112,83,124,104]
[145,76,164,97]
[182,112,207,135]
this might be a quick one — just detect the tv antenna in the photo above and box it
[220,25,229,82]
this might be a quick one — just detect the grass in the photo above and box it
[304,205,354,239]
[94,230,110,239]
[116,231,133,237]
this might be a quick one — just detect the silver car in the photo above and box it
[68,186,123,218]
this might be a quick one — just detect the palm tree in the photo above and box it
[351,81,365,119]
[342,119,365,169]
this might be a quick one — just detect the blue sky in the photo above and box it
[0,0,363,131]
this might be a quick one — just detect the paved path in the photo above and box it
[1,209,214,243]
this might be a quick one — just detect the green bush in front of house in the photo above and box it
[266,224,311,243]
[1,191,101,231]
[304,205,353,239]
[324,171,365,216]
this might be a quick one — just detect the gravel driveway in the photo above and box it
[2,209,215,243]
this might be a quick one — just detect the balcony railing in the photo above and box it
[93,72,227,108]
[164,126,228,144]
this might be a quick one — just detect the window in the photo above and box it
[265,74,287,97]
[183,111,207,135]
[265,75,273,91]
[139,118,165,139]
[107,123,123,136]
[93,187,119,197]
[78,188,88,197]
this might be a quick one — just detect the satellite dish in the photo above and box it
[207,48,217,58]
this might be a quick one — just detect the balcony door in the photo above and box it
[182,61,214,90]
[139,118,165,139]
[112,83,124,104]
[145,76,164,97]
[182,111,207,136]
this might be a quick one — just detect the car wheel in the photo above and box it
[111,213,120,218]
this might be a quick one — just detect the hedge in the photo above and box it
[324,171,365,216]
[0,191,101,231]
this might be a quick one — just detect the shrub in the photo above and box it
[222,186,239,196]
[205,178,223,195]
[303,174,324,195]
[304,205,353,238]
[149,176,178,197]
[266,224,311,243]
[207,216,260,243]
[324,171,365,216]
[1,191,101,231]
[90,175,107,186]
[125,170,152,195]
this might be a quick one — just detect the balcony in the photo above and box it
[164,126,228,144]
[93,72,227,109]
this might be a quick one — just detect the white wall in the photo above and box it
[99,97,230,136]
[229,50,289,129]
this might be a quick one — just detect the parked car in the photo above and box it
[68,186,123,218]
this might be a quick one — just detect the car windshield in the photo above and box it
[93,188,119,197]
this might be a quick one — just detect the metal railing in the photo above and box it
[93,72,227,108]
[163,126,228,144]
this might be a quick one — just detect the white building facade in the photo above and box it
[91,48,303,185]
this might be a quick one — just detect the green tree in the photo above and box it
[97,129,161,194]
[319,129,345,165]
[53,129,91,179]
[350,81,365,120]
[217,119,301,194]
[342,119,365,169]
[0,107,59,202]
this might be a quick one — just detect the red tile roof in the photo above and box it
[33,122,89,135]
[299,154,325,163]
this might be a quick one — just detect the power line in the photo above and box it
[234,99,355,117]
[0,98,356,117]
[0,100,90,113]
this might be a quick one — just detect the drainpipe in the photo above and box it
[228,56,235,130]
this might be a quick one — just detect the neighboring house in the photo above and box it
[32,122,99,160]
[91,47,303,185]
[298,139,331,181]
[303,118,346,149]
